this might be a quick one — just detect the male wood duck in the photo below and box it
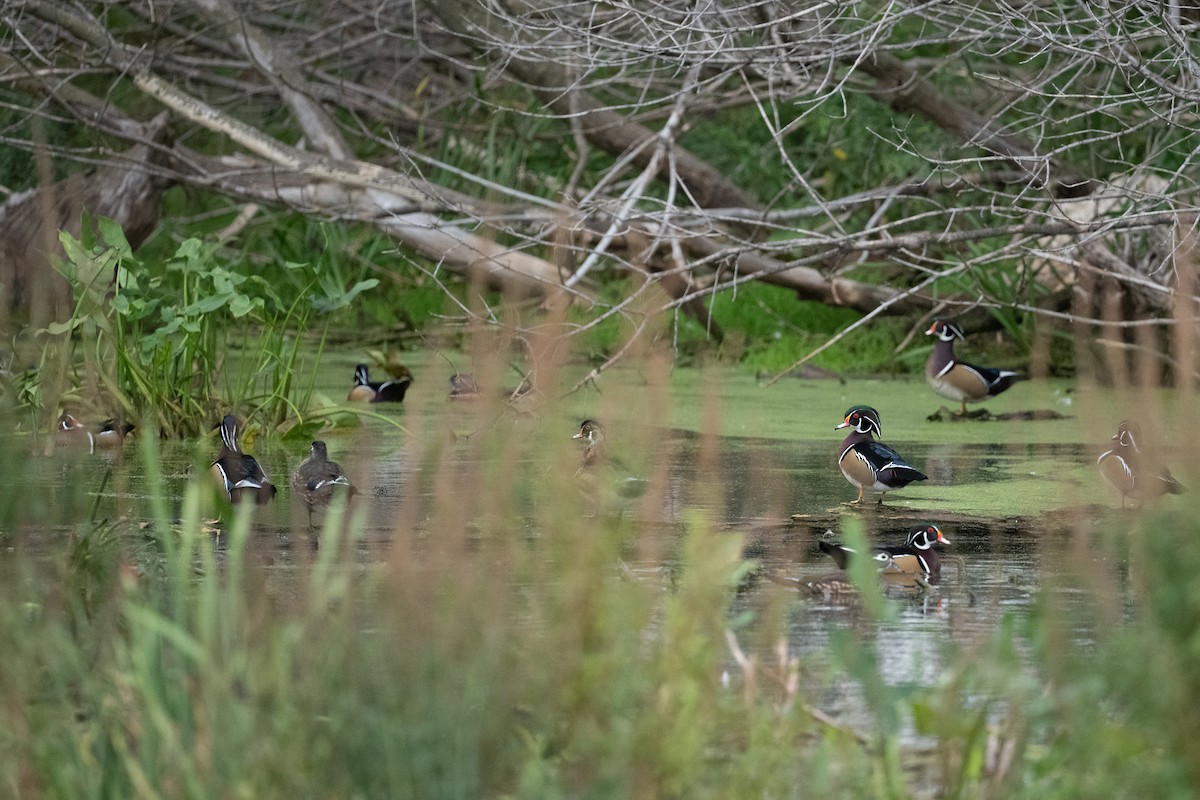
[573,419,648,499]
[210,415,277,505]
[290,440,356,525]
[836,405,927,505]
[1097,420,1184,508]
[819,524,951,579]
[348,364,413,403]
[925,320,1025,415]
[56,413,134,453]
[56,413,95,453]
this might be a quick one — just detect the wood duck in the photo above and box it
[769,552,904,601]
[573,419,648,499]
[573,418,607,471]
[1097,420,1184,508]
[819,524,951,579]
[836,405,927,505]
[347,364,413,403]
[56,413,134,453]
[448,372,480,399]
[56,413,95,453]
[448,373,534,404]
[93,419,134,449]
[925,320,1025,415]
[210,415,277,505]
[290,440,356,525]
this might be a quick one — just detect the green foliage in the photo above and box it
[46,218,378,436]
[682,93,941,209]
[701,285,901,373]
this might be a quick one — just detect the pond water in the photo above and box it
[7,349,1180,750]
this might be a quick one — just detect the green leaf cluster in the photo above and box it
[47,217,379,437]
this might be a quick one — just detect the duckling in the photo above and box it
[767,552,907,602]
[448,372,480,399]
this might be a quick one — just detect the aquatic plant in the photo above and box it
[42,218,377,437]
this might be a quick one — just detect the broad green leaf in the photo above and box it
[97,217,133,258]
[181,294,230,316]
[228,293,259,318]
[44,319,82,335]
[312,278,379,312]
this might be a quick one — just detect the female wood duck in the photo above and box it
[448,372,480,399]
[573,418,607,471]
[925,320,1025,415]
[448,373,534,404]
[573,419,648,499]
[819,524,951,579]
[210,415,277,505]
[1097,420,1184,508]
[56,413,134,453]
[836,405,927,505]
[347,364,413,403]
[780,552,904,601]
[290,440,357,524]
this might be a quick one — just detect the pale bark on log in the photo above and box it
[184,0,353,160]
[4,6,914,316]
[678,234,924,313]
[170,152,571,297]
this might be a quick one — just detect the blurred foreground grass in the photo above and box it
[2,392,1200,800]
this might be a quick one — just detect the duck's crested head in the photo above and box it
[908,524,950,548]
[573,418,604,443]
[218,415,241,451]
[835,405,882,436]
[57,412,83,431]
[1113,420,1141,450]
[926,319,965,342]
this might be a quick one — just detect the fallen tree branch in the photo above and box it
[429,0,763,211]
[853,50,1094,198]
[184,0,353,160]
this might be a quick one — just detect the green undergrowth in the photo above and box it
[2,398,1200,799]
[567,279,921,374]
[32,217,382,437]
[15,197,1036,441]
